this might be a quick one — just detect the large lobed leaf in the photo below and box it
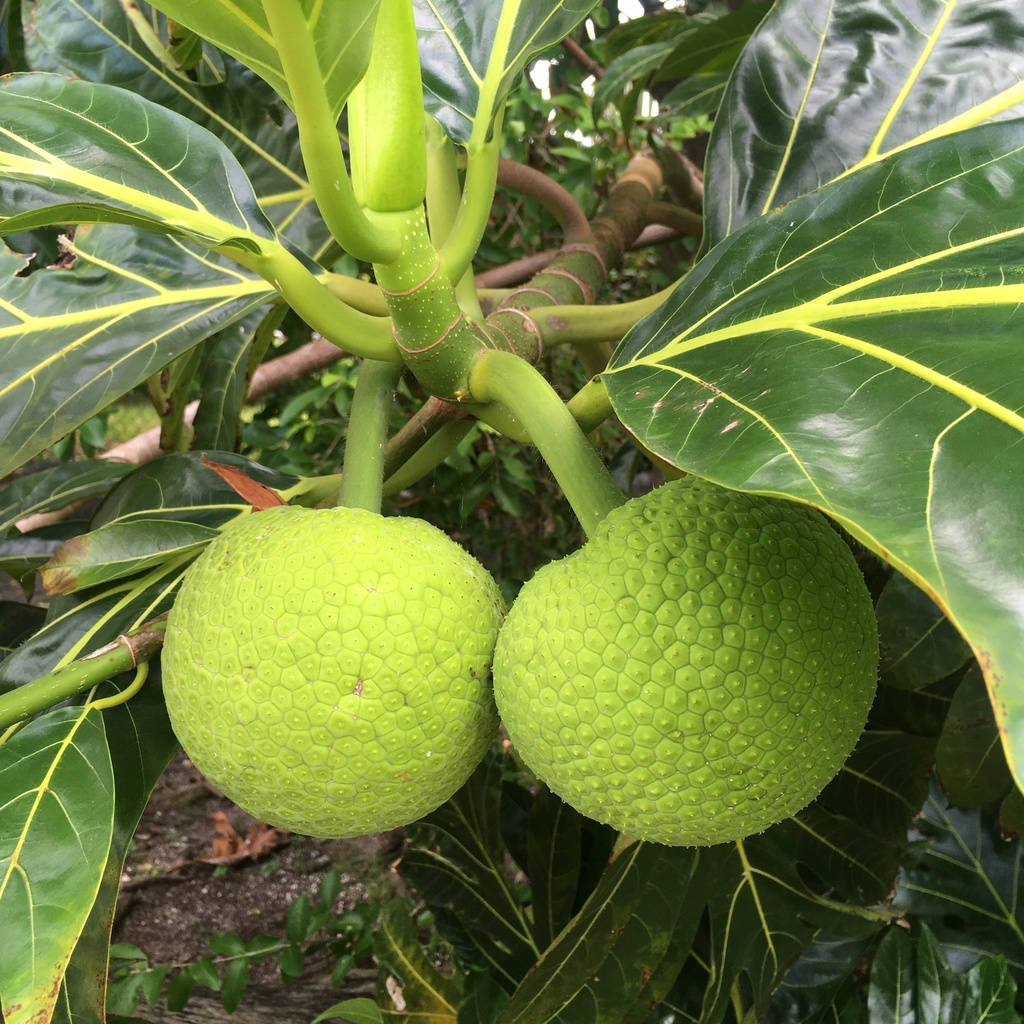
[702,0,1024,251]
[144,0,380,122]
[605,119,1024,790]
[0,225,274,482]
[415,0,598,144]
[23,0,327,254]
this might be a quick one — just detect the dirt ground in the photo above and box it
[113,750,406,1022]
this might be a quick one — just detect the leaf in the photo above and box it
[0,461,133,534]
[0,602,45,657]
[525,786,582,951]
[765,917,879,1024]
[498,842,699,1024]
[702,0,1024,250]
[894,779,1024,981]
[374,900,461,1022]
[199,455,286,510]
[459,973,509,1024]
[24,0,327,254]
[145,0,381,121]
[415,0,599,144]
[403,756,540,990]
[91,451,297,530]
[877,572,972,692]
[52,661,177,1023]
[0,707,114,1024]
[0,73,277,251]
[604,121,1024,790]
[40,519,220,595]
[313,998,385,1024]
[658,726,933,1024]
[0,225,274,481]
[864,923,1020,1024]
[937,665,1014,808]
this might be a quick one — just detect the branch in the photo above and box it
[562,36,604,79]
[497,158,593,244]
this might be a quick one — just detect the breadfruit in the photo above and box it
[493,477,878,846]
[162,505,504,838]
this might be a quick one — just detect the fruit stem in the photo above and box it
[467,350,625,537]
[0,617,167,733]
[339,359,403,513]
[383,419,475,495]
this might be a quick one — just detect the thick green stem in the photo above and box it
[567,377,614,434]
[383,420,475,495]
[0,618,167,732]
[537,283,679,347]
[439,128,502,286]
[426,117,484,319]
[262,0,400,263]
[467,350,624,537]
[253,247,400,362]
[339,359,403,513]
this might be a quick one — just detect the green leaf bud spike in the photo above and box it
[348,0,427,213]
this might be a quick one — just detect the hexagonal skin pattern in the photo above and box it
[162,506,504,837]
[493,478,878,847]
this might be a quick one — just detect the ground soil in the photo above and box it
[112,750,406,1023]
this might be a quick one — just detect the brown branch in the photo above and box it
[498,158,593,244]
[562,36,604,79]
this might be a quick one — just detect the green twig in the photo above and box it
[567,377,614,434]
[439,126,503,286]
[467,350,624,537]
[339,360,403,513]
[0,617,167,732]
[383,420,476,495]
[261,0,400,263]
[536,283,679,347]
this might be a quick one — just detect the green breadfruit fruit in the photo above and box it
[493,477,879,847]
[162,505,505,838]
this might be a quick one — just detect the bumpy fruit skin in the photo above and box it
[162,505,504,838]
[494,478,878,847]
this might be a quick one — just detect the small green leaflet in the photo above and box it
[604,120,1024,789]
[415,0,598,145]
[0,225,274,482]
[703,0,1024,250]
[145,0,381,120]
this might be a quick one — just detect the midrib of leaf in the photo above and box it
[474,1,518,149]
[504,842,645,1023]
[863,0,958,163]
[0,147,267,249]
[0,707,112,996]
[381,912,458,1016]
[735,839,776,970]
[61,0,306,188]
[0,280,271,402]
[759,0,834,216]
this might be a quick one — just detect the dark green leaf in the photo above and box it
[937,665,1013,807]
[286,894,313,944]
[405,756,540,990]
[702,0,1024,250]
[459,972,509,1024]
[0,461,133,533]
[0,73,276,250]
[374,900,461,1022]
[877,573,972,691]
[0,530,64,581]
[0,707,113,1024]
[866,926,916,1024]
[894,779,1024,981]
[526,786,582,950]
[40,519,219,595]
[652,72,730,123]
[766,918,879,1024]
[165,969,196,1011]
[24,0,327,254]
[0,225,274,482]
[416,0,599,144]
[605,122,1024,790]
[499,842,698,1024]
[145,0,380,120]
[956,956,1020,1023]
[0,601,45,656]
[593,40,677,118]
